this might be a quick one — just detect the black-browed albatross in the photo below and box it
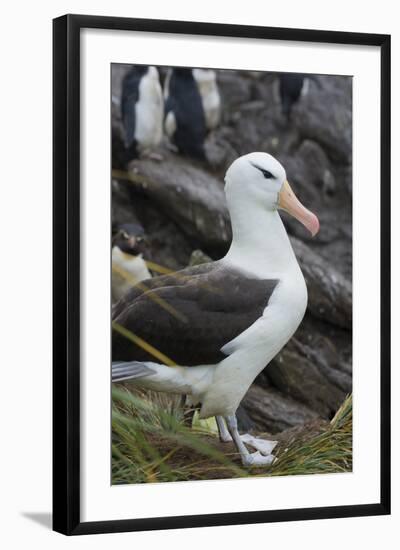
[112,152,320,467]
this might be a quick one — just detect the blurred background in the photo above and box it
[111,64,352,461]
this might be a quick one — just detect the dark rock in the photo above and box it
[123,151,232,255]
[266,345,345,418]
[262,312,352,420]
[204,132,239,174]
[217,70,253,113]
[111,64,129,100]
[294,75,352,165]
[292,238,352,329]
[294,317,352,385]
[279,140,350,241]
[112,65,131,169]
[112,100,128,169]
[236,406,256,433]
[241,385,319,434]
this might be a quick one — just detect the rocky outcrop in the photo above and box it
[124,153,231,253]
[292,238,352,329]
[241,385,318,434]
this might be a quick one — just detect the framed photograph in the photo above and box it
[53,14,390,535]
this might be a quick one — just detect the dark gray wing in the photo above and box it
[112,262,215,319]
[112,262,278,366]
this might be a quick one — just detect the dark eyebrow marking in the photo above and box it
[250,162,275,179]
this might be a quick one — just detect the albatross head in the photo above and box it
[225,152,320,237]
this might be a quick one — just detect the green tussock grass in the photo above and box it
[268,394,352,477]
[112,386,247,484]
[112,387,352,485]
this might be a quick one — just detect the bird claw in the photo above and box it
[242,451,276,467]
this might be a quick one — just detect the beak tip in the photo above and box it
[279,180,320,237]
[309,215,320,237]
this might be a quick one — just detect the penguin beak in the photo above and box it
[278,180,320,237]
[127,237,137,249]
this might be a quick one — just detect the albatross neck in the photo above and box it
[224,199,299,277]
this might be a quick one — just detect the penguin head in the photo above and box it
[147,66,160,81]
[112,223,148,256]
[192,68,217,85]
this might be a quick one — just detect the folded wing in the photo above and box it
[112,262,278,366]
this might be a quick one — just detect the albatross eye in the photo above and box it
[251,162,275,180]
[260,169,274,179]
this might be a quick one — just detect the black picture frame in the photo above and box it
[53,14,391,535]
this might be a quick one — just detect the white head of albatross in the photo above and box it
[112,152,320,468]
[224,152,319,277]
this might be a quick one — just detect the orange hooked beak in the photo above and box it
[278,180,320,237]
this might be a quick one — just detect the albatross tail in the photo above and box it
[112,361,155,382]
[112,361,212,396]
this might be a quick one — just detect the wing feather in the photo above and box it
[112,262,278,366]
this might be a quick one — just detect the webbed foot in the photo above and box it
[240,434,278,456]
[241,451,276,467]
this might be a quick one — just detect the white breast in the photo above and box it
[192,68,221,130]
[135,67,164,150]
[198,271,307,418]
[112,247,151,303]
[164,110,177,138]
